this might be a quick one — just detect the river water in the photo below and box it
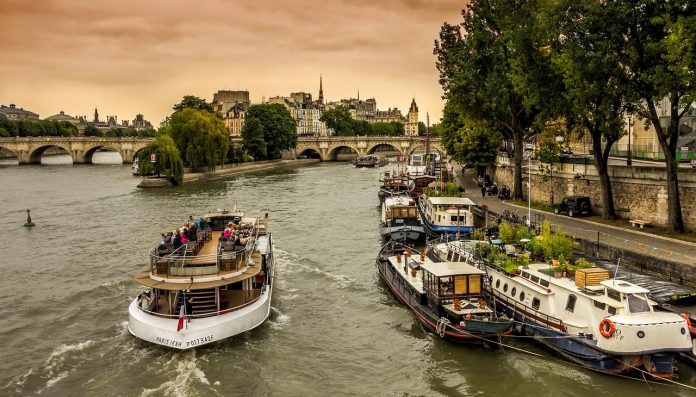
[1,153,695,396]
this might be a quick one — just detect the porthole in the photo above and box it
[637,331,645,339]
[503,283,508,293]
[682,328,687,335]
[496,279,500,289]
[489,275,493,284]
[511,287,517,297]
[519,291,526,302]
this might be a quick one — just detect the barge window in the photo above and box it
[439,276,454,296]
[607,289,621,302]
[532,298,540,310]
[468,275,481,294]
[453,253,460,262]
[608,306,617,315]
[495,279,500,289]
[593,301,606,310]
[531,275,540,283]
[539,279,549,287]
[488,275,493,285]
[627,294,650,313]
[521,271,529,279]
[565,294,577,312]
[503,283,508,293]
[511,287,517,297]
[447,251,454,261]
[454,275,468,294]
[519,291,525,301]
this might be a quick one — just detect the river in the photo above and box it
[1,153,694,396]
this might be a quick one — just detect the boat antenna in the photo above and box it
[612,257,621,285]
[456,207,461,240]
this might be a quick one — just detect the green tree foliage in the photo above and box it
[245,104,297,159]
[418,121,426,136]
[537,140,561,204]
[453,118,503,172]
[619,1,696,232]
[173,95,215,113]
[103,127,156,138]
[83,125,101,136]
[241,117,267,160]
[547,1,632,219]
[226,140,245,164]
[531,221,573,262]
[163,108,229,170]
[434,0,563,200]
[320,106,353,136]
[0,119,78,137]
[137,133,184,185]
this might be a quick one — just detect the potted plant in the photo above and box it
[557,255,569,277]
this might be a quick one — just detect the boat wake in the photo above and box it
[273,249,358,289]
[140,350,218,397]
[268,307,291,330]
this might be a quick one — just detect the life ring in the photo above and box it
[599,318,615,338]
[681,313,693,331]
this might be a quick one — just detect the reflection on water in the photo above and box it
[0,151,124,166]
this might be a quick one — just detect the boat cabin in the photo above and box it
[422,196,475,228]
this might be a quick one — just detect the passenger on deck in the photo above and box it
[180,228,189,244]
[188,223,198,240]
[223,225,232,239]
[140,291,151,310]
[172,230,183,249]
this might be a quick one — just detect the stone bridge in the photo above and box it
[0,137,152,164]
[287,136,445,160]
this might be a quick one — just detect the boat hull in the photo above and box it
[376,257,512,343]
[379,224,426,244]
[492,290,678,377]
[128,284,273,349]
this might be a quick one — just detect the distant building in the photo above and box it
[45,110,80,125]
[212,90,251,137]
[131,114,153,130]
[268,76,331,137]
[326,95,419,136]
[0,104,39,120]
[404,98,419,136]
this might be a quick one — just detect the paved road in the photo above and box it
[452,162,696,268]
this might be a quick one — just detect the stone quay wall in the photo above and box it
[490,156,696,229]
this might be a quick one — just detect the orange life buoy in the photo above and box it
[599,318,615,338]
[681,313,693,332]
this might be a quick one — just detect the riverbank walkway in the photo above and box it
[450,161,696,268]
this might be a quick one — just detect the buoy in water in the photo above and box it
[24,209,35,227]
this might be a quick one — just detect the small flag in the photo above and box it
[176,304,185,332]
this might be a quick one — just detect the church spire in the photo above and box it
[318,74,324,104]
[93,108,99,123]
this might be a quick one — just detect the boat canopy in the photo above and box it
[421,261,485,277]
[427,197,476,206]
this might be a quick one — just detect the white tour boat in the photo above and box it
[128,209,274,349]
[417,195,476,236]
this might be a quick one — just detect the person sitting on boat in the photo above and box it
[172,230,183,249]
[223,225,232,240]
[180,228,189,244]
[184,296,194,317]
[140,291,151,310]
[187,222,198,241]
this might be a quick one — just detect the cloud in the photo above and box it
[0,0,467,123]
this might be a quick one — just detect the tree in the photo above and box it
[537,140,561,205]
[173,95,215,113]
[83,125,101,137]
[163,108,229,170]
[418,121,426,136]
[320,106,353,136]
[137,133,185,185]
[621,0,696,232]
[547,0,632,219]
[369,122,396,136]
[435,0,562,200]
[245,104,297,159]
[454,118,503,174]
[241,117,267,160]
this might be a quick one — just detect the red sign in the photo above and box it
[396,155,405,162]
[150,153,157,163]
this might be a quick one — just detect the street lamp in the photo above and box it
[627,114,633,166]
[527,154,531,227]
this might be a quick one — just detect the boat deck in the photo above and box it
[387,255,424,293]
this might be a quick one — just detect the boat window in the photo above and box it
[447,251,454,261]
[439,276,454,296]
[488,275,493,285]
[607,289,621,302]
[495,279,500,289]
[468,274,481,294]
[519,291,526,301]
[454,275,468,294]
[532,298,540,310]
[521,271,529,279]
[593,300,606,310]
[540,279,549,287]
[503,283,508,293]
[511,287,517,297]
[608,306,617,315]
[627,293,651,313]
[565,294,577,312]
[453,253,460,262]
[531,275,540,283]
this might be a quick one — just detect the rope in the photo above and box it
[435,317,450,338]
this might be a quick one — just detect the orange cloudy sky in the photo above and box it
[0,0,467,125]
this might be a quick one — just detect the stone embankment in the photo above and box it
[137,159,319,187]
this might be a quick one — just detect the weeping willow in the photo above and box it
[137,134,184,185]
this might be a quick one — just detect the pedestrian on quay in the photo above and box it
[481,186,486,198]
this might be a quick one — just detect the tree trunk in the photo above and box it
[590,128,616,219]
[512,131,524,200]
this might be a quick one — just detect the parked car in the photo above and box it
[553,196,592,217]
[561,147,573,155]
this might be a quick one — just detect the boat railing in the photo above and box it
[491,289,567,332]
[137,289,264,319]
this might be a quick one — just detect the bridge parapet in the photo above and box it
[0,137,153,164]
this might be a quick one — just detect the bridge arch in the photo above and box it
[366,143,402,156]
[83,145,125,164]
[408,145,444,156]
[328,145,359,161]
[28,144,73,164]
[298,148,322,159]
